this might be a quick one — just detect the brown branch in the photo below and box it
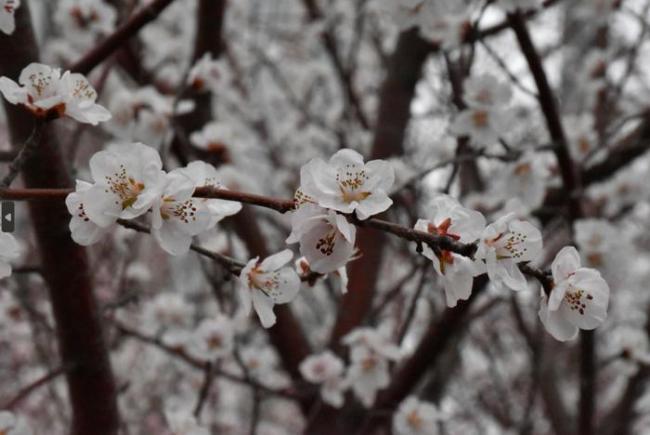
[70,0,178,75]
[0,5,120,434]
[508,11,581,220]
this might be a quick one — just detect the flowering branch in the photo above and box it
[70,0,179,75]
[0,186,554,288]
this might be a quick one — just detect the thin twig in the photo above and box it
[70,0,179,75]
[1,365,67,409]
[1,120,45,188]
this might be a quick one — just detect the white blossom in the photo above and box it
[462,74,512,108]
[345,345,392,408]
[0,0,19,35]
[539,246,609,341]
[150,171,212,256]
[141,292,193,341]
[239,249,301,328]
[393,396,441,435]
[54,0,116,40]
[343,326,401,407]
[476,213,543,291]
[173,160,242,228]
[187,53,225,93]
[65,180,112,246]
[300,351,348,408]
[413,1,471,49]
[0,63,111,124]
[492,153,548,210]
[415,195,485,307]
[287,203,356,274]
[0,410,31,435]
[300,149,395,220]
[189,315,234,362]
[81,143,166,227]
[107,86,193,144]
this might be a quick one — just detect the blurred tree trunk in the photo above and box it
[0,3,119,435]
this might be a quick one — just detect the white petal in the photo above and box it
[539,300,579,341]
[260,249,293,271]
[252,290,277,328]
[354,193,392,220]
[0,77,27,104]
[551,246,581,283]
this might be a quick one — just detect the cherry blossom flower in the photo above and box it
[492,153,548,210]
[342,326,401,407]
[0,0,19,35]
[189,121,243,158]
[574,219,619,270]
[395,0,470,49]
[107,86,193,144]
[300,149,395,220]
[300,351,348,408]
[150,171,212,256]
[393,397,441,435]
[187,53,225,93]
[54,0,116,40]
[81,143,166,227]
[189,315,234,362]
[539,246,610,341]
[0,232,19,279]
[414,195,485,307]
[287,203,356,274]
[140,293,193,347]
[462,74,513,109]
[239,249,301,328]
[0,63,111,124]
[450,73,515,146]
[239,346,287,388]
[345,344,393,407]
[476,213,543,291]
[65,180,112,246]
[173,161,242,228]
[566,115,598,161]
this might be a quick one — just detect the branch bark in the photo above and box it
[0,3,119,434]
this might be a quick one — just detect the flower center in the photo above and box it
[337,164,371,204]
[69,7,99,28]
[207,334,222,350]
[316,229,337,256]
[564,287,594,315]
[472,110,489,128]
[514,162,531,176]
[247,267,281,298]
[160,197,197,223]
[407,410,423,430]
[104,165,145,209]
[488,231,528,260]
